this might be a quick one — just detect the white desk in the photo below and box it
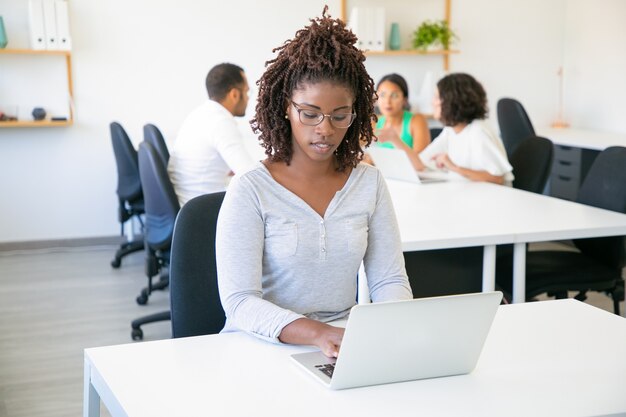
[537,127,626,151]
[84,300,626,417]
[389,180,626,303]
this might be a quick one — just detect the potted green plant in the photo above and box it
[412,20,457,50]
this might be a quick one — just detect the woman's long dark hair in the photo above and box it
[250,6,377,171]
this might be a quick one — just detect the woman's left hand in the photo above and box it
[432,153,457,171]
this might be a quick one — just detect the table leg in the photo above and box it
[512,243,527,303]
[84,359,100,417]
[482,245,496,292]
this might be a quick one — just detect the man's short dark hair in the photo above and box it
[205,63,245,101]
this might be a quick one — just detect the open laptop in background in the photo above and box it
[367,146,448,184]
[291,291,503,390]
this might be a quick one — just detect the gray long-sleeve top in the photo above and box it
[216,162,413,342]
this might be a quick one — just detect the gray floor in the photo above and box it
[0,244,622,417]
[0,246,170,417]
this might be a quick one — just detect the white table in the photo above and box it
[84,300,626,417]
[537,127,626,151]
[389,180,626,303]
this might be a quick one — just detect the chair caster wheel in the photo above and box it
[131,328,143,341]
[136,294,148,305]
[111,258,121,268]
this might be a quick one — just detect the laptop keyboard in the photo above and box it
[315,363,335,378]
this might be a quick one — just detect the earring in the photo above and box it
[284,114,289,119]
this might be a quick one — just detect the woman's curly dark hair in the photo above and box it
[250,6,376,172]
[437,73,488,126]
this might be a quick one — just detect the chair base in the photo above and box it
[110,239,144,268]
[131,310,171,341]
[136,269,169,305]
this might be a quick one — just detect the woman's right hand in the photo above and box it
[375,126,402,147]
[279,318,345,358]
[313,323,345,358]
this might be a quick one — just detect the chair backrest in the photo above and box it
[143,123,170,167]
[510,136,554,193]
[138,141,180,250]
[429,127,443,142]
[497,98,536,158]
[170,192,226,338]
[110,122,142,203]
[574,146,626,268]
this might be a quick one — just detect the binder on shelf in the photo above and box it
[42,0,58,50]
[54,0,71,50]
[347,7,385,52]
[28,0,47,50]
[362,7,374,50]
[371,7,385,52]
[347,7,365,49]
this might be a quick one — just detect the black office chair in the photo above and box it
[496,146,626,314]
[497,98,536,158]
[143,123,170,167]
[494,136,554,277]
[131,141,179,340]
[110,122,144,268]
[404,247,484,299]
[509,136,554,193]
[170,192,226,338]
[429,127,443,142]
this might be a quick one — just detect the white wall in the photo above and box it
[0,0,341,242]
[562,0,626,133]
[0,0,623,243]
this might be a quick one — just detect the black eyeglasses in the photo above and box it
[291,102,356,129]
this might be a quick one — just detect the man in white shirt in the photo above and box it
[168,63,256,205]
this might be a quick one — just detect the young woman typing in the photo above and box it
[215,8,413,359]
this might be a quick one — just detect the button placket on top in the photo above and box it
[319,219,327,260]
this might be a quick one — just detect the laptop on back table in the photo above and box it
[367,146,448,184]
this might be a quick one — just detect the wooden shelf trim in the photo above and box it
[0,48,71,56]
[0,120,73,128]
[365,49,459,56]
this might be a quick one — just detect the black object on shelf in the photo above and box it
[32,107,46,121]
[51,116,68,121]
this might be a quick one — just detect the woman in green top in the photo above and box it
[367,73,430,169]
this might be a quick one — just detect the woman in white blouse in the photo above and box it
[416,73,514,186]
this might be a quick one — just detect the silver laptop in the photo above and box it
[291,291,503,390]
[367,146,448,183]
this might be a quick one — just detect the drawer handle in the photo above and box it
[559,146,573,151]
[558,175,572,181]
[558,160,572,166]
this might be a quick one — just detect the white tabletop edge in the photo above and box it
[536,127,626,151]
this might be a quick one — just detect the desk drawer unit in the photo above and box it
[549,145,599,201]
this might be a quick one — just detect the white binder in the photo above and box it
[55,0,71,50]
[370,7,385,52]
[362,7,374,51]
[347,7,365,49]
[349,7,385,52]
[42,0,58,50]
[28,0,46,50]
